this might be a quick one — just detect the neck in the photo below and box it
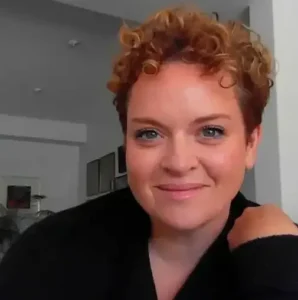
[149,208,230,266]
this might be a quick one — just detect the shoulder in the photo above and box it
[1,188,148,265]
[0,188,148,298]
[36,187,147,241]
[36,187,142,235]
[229,194,298,296]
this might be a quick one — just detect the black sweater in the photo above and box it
[0,188,298,300]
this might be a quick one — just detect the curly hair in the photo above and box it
[107,6,274,134]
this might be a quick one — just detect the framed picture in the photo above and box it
[86,159,100,197]
[113,174,128,191]
[99,152,116,194]
[0,176,41,213]
[117,145,126,174]
[6,185,31,209]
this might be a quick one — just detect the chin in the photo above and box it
[157,209,214,232]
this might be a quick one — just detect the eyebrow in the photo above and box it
[131,113,231,128]
[191,113,231,124]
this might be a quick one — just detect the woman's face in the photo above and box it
[125,62,260,231]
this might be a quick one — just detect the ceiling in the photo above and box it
[54,0,250,22]
[0,0,250,124]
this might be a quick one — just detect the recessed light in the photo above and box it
[33,88,43,93]
[68,39,81,47]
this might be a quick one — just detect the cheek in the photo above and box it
[125,140,161,213]
[204,143,248,183]
[125,140,160,183]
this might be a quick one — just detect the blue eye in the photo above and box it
[135,129,161,140]
[201,126,225,139]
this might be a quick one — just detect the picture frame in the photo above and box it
[86,159,100,197]
[113,174,128,191]
[0,176,41,214]
[6,185,31,209]
[99,152,116,194]
[117,145,126,174]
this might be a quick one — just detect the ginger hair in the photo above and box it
[107,6,274,134]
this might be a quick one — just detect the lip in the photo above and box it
[156,183,206,191]
[155,183,207,201]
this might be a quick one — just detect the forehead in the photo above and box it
[128,62,240,121]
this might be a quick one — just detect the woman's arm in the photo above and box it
[229,204,298,299]
[232,235,298,299]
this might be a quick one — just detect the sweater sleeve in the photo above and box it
[232,235,298,300]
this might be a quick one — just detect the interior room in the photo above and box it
[0,0,296,264]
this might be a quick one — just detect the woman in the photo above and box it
[0,6,298,300]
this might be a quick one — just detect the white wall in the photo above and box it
[248,0,281,208]
[0,114,86,212]
[0,0,123,203]
[0,140,80,212]
[249,0,298,221]
[0,0,257,204]
[270,0,298,220]
[79,120,123,201]
[0,114,87,143]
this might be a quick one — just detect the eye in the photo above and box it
[200,125,225,139]
[135,129,161,141]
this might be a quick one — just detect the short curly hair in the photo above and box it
[107,6,274,134]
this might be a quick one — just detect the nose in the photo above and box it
[160,137,199,176]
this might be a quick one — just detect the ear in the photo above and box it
[245,125,262,170]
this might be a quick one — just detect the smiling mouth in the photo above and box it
[154,183,207,201]
[155,183,207,191]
